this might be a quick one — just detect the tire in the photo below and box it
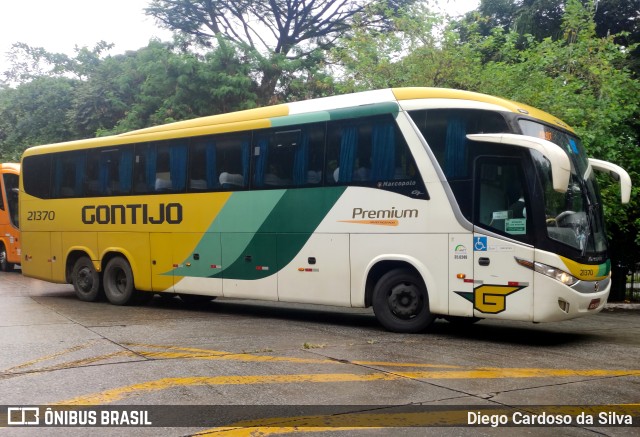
[0,244,15,272]
[103,257,135,305]
[372,268,435,333]
[72,256,101,302]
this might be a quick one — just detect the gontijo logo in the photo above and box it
[340,207,419,226]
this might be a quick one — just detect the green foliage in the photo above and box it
[0,77,78,160]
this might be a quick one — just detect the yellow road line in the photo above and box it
[4,340,100,373]
[55,368,640,406]
[126,343,465,368]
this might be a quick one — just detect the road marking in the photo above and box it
[54,368,640,406]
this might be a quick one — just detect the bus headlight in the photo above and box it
[515,258,579,286]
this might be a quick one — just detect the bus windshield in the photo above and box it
[520,120,607,257]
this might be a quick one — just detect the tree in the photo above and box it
[0,77,78,161]
[145,0,416,103]
[68,41,259,136]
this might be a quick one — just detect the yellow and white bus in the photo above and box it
[19,88,631,332]
[0,163,20,272]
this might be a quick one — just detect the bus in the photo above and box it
[18,88,632,332]
[0,163,20,272]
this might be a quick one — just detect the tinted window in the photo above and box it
[475,158,533,242]
[326,114,423,192]
[409,109,510,179]
[253,123,325,189]
[23,155,52,199]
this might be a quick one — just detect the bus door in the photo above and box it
[21,232,52,280]
[0,171,20,267]
[472,157,535,321]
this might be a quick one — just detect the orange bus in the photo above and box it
[0,163,20,272]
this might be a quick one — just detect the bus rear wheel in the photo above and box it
[372,268,435,333]
[0,244,15,272]
[103,257,135,305]
[72,256,101,302]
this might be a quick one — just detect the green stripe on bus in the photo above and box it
[328,102,399,121]
[218,186,346,280]
[172,187,346,280]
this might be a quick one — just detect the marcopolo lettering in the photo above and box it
[82,203,183,225]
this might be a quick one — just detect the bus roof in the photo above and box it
[21,87,574,156]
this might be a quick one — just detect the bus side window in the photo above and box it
[252,122,324,189]
[217,133,251,190]
[52,152,85,198]
[22,155,52,199]
[88,147,134,196]
[189,137,219,191]
[326,115,418,187]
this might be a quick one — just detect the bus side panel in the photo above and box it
[447,234,474,317]
[173,232,223,296]
[222,233,278,300]
[350,234,448,314]
[277,233,350,306]
[51,232,64,282]
[62,231,99,272]
[98,232,152,291]
[21,232,52,281]
[150,233,174,292]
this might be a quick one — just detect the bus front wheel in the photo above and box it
[72,256,101,302]
[103,257,135,305]
[372,268,435,333]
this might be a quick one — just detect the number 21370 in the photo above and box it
[27,210,55,221]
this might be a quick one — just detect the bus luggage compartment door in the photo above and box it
[21,232,52,281]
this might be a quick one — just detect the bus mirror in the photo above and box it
[467,133,571,193]
[588,158,632,204]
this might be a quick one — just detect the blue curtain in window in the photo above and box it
[145,145,157,191]
[241,140,250,187]
[338,126,358,184]
[371,123,395,181]
[170,144,188,191]
[205,141,218,189]
[254,137,269,187]
[119,148,134,193]
[293,129,309,186]
[74,153,86,196]
[445,118,467,178]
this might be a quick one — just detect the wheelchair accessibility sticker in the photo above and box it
[474,236,487,251]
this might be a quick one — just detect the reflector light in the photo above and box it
[589,299,601,310]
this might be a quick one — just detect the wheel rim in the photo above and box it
[388,281,422,319]
[77,266,94,292]
[114,268,128,295]
[0,249,6,268]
